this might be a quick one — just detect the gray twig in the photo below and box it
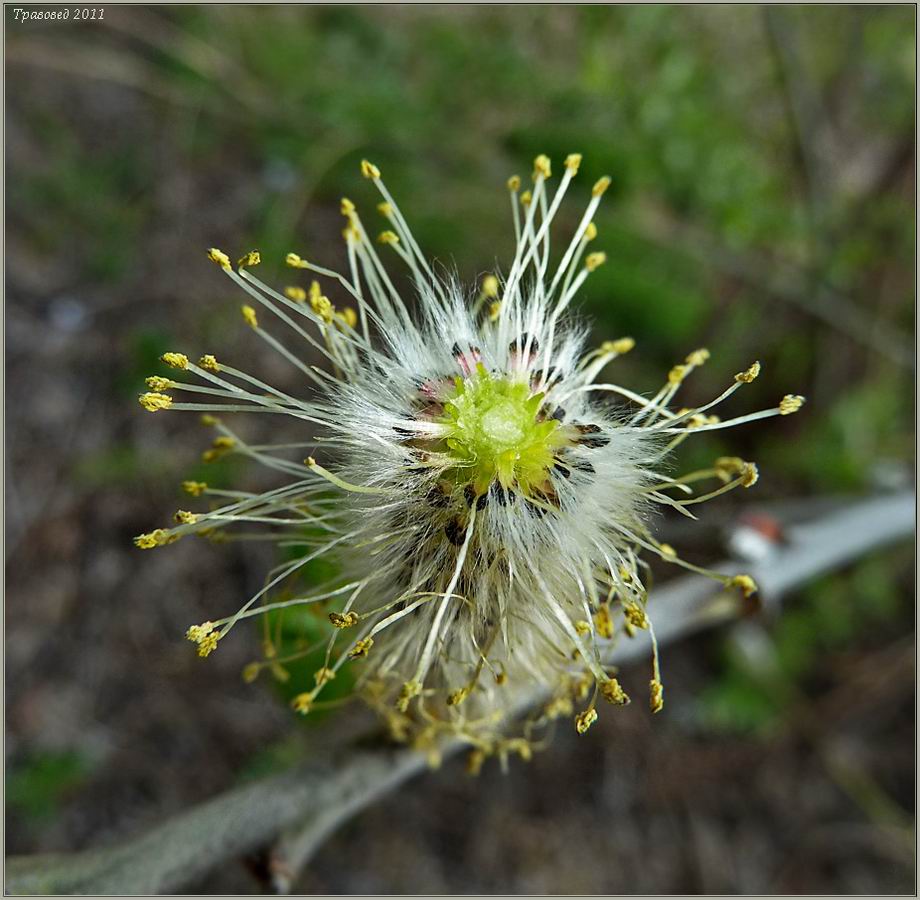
[6,492,914,896]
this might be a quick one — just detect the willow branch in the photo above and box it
[6,491,914,896]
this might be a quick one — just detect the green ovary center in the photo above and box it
[479,401,526,448]
[439,364,565,496]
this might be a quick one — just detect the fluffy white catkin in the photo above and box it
[136,154,804,763]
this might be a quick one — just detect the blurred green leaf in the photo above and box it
[7,751,93,823]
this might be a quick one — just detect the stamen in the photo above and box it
[305,457,395,495]
[207,248,232,270]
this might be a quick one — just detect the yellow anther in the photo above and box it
[185,621,214,643]
[564,152,583,173]
[202,435,236,463]
[574,620,592,636]
[174,510,199,525]
[200,414,219,426]
[741,462,759,487]
[376,201,393,217]
[623,602,649,630]
[340,197,356,216]
[134,528,170,550]
[241,305,258,328]
[600,678,630,706]
[237,250,261,268]
[592,175,612,197]
[285,252,308,269]
[779,394,806,415]
[584,221,598,241]
[160,352,189,370]
[207,247,231,270]
[377,230,400,245]
[544,695,574,720]
[342,224,360,243]
[197,632,220,658]
[658,543,677,560]
[593,604,614,639]
[360,159,381,179]
[284,286,307,303]
[182,480,208,497]
[575,708,598,734]
[329,611,359,629]
[650,678,664,714]
[447,686,469,706]
[139,392,173,412]
[504,738,532,762]
[685,348,710,367]
[735,361,761,384]
[487,301,501,322]
[198,354,220,373]
[396,680,421,712]
[145,376,172,391]
[314,667,336,687]
[291,692,313,715]
[585,251,607,272]
[714,456,745,480]
[533,153,552,180]
[618,565,633,583]
[338,307,358,329]
[242,662,261,684]
[506,174,521,192]
[668,364,688,385]
[311,294,335,324]
[520,190,532,207]
[601,336,634,355]
[348,637,374,659]
[466,749,486,777]
[481,274,499,298]
[730,574,759,598]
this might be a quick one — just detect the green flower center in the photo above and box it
[438,364,567,496]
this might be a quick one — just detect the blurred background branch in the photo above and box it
[7,491,914,896]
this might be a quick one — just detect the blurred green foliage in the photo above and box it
[7,751,94,823]
[14,5,913,401]
[13,128,148,283]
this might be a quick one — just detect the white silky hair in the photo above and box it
[313,277,664,715]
